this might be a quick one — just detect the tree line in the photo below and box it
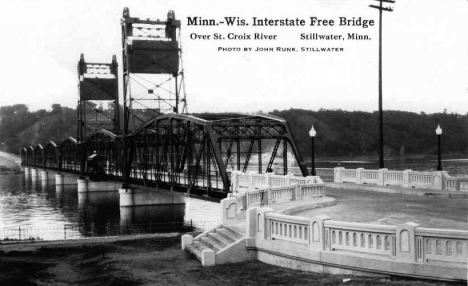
[0,104,76,154]
[271,108,468,158]
[0,104,466,158]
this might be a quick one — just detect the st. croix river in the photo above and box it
[0,174,219,240]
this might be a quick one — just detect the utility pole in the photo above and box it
[369,0,395,169]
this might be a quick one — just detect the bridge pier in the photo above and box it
[41,176,48,189]
[77,179,122,193]
[31,171,38,185]
[119,187,186,207]
[31,168,38,177]
[56,184,63,200]
[40,170,55,182]
[24,167,30,177]
[55,173,80,185]
[77,179,88,193]
[78,190,119,210]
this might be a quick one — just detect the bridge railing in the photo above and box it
[267,213,310,246]
[325,220,397,257]
[445,177,468,192]
[231,171,322,192]
[241,166,335,182]
[248,207,467,280]
[233,183,326,211]
[416,228,468,264]
[333,167,468,191]
[315,168,334,182]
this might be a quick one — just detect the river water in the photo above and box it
[1,157,466,241]
[0,174,220,240]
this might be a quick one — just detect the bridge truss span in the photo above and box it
[21,113,309,197]
[128,113,309,196]
[83,130,122,179]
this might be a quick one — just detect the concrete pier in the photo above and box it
[31,173,38,185]
[40,170,50,182]
[77,179,122,193]
[78,191,119,210]
[119,187,186,207]
[77,179,88,193]
[31,168,38,177]
[56,184,63,201]
[41,177,48,190]
[55,174,64,185]
[54,173,79,185]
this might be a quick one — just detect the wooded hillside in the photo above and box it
[0,104,466,159]
[271,109,468,158]
[0,104,76,154]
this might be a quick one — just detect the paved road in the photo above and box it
[295,188,467,230]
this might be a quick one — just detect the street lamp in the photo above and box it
[309,126,317,176]
[436,125,442,171]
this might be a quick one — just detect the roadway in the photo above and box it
[294,188,467,230]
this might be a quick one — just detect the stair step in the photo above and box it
[193,240,211,252]
[200,236,224,252]
[209,232,234,246]
[217,227,243,241]
[185,244,202,261]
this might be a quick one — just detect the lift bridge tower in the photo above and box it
[121,7,187,134]
[77,54,120,141]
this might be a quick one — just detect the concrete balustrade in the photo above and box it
[220,197,238,225]
[235,183,326,211]
[333,167,468,191]
[119,187,186,207]
[232,171,322,192]
[249,206,467,281]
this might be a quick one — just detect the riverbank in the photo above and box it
[0,234,464,286]
[0,151,20,171]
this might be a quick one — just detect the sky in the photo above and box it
[0,0,467,115]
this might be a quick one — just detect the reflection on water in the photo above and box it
[0,173,220,240]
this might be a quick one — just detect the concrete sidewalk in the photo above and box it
[326,182,468,198]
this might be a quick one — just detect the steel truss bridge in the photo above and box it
[21,113,309,197]
[20,8,310,198]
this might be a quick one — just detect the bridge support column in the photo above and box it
[40,170,49,182]
[77,179,121,193]
[41,173,48,189]
[78,179,89,193]
[56,184,63,201]
[24,167,30,176]
[54,173,79,185]
[31,170,38,185]
[55,174,64,185]
[119,187,186,207]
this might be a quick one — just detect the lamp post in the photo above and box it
[309,126,317,176]
[436,125,442,171]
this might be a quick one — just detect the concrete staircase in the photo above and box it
[184,225,250,266]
